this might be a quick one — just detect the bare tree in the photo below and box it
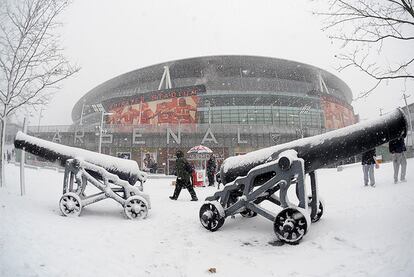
[0,0,79,187]
[315,0,414,98]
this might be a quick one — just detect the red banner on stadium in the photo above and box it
[102,85,206,125]
[320,95,356,129]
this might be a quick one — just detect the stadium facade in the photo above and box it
[32,55,357,173]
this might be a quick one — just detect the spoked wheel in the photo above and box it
[59,192,82,217]
[199,201,225,232]
[274,207,309,244]
[124,196,149,220]
[240,209,257,218]
[308,196,324,223]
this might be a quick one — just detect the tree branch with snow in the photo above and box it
[314,0,414,98]
[0,0,80,187]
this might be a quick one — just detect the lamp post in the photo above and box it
[299,105,311,138]
[80,100,87,126]
[270,101,278,125]
[37,107,45,133]
[205,100,212,125]
[289,114,302,138]
[98,112,113,153]
[19,117,28,194]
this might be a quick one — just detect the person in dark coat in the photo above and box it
[206,155,216,186]
[6,151,11,163]
[361,148,377,187]
[169,150,198,201]
[389,138,407,183]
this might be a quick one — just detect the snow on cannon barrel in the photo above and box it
[14,131,150,220]
[200,108,408,244]
[14,131,146,186]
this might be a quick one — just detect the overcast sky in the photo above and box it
[32,0,414,125]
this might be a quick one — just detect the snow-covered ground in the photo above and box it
[1,160,414,277]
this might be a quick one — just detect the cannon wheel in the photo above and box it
[59,192,82,217]
[240,209,257,218]
[124,196,149,220]
[199,202,225,232]
[308,196,324,223]
[274,207,309,244]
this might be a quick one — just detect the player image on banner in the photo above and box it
[105,85,205,125]
[107,96,198,125]
[107,105,141,125]
[321,97,356,129]
[148,97,198,124]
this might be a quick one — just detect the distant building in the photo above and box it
[28,55,357,173]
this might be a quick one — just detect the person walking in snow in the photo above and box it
[206,155,216,186]
[361,148,378,187]
[389,138,407,183]
[169,150,198,201]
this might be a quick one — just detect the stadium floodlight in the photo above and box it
[300,104,311,114]
[91,103,105,113]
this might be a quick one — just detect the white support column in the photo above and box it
[158,69,167,90]
[158,65,172,90]
[318,72,330,94]
[165,66,172,89]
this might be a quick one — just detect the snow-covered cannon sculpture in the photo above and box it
[200,108,407,244]
[14,131,150,220]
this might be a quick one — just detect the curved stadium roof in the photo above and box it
[72,55,353,122]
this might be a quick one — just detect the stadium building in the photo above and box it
[33,55,357,173]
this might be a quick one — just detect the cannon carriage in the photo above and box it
[200,108,408,244]
[15,132,150,220]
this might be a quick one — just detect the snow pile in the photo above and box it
[1,159,414,276]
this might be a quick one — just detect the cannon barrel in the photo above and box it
[14,131,144,185]
[220,108,408,185]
